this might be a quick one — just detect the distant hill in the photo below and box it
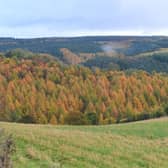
[1,36,168,72]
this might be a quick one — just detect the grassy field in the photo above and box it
[0,118,168,168]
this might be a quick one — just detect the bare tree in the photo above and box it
[0,129,15,168]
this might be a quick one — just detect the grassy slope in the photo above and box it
[0,118,167,168]
[133,48,168,58]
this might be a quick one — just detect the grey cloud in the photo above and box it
[0,0,168,37]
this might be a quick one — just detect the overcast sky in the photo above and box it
[0,0,168,38]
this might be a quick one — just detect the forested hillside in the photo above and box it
[0,52,168,125]
[83,52,168,72]
[1,36,168,72]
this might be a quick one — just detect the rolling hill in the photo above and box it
[1,36,168,72]
[0,37,168,168]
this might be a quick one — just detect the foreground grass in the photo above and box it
[0,118,168,168]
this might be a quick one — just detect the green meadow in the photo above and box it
[0,117,168,168]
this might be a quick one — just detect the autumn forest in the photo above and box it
[0,51,168,125]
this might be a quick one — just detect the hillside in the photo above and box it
[0,53,168,125]
[0,117,168,168]
[1,36,168,72]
